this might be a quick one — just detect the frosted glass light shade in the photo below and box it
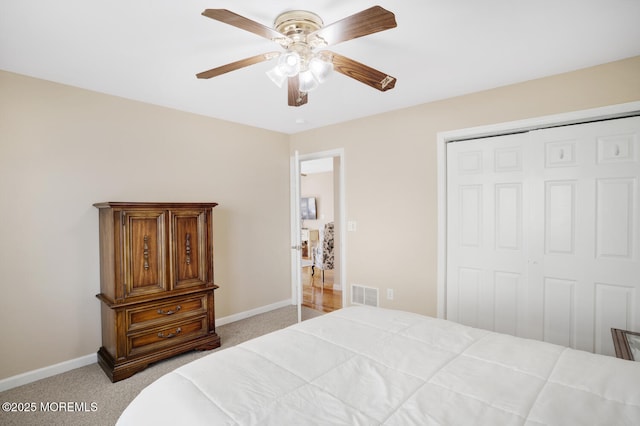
[299,70,319,92]
[309,57,333,83]
[266,66,287,88]
[267,52,301,88]
[266,51,332,91]
[279,52,301,76]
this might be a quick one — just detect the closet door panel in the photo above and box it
[446,116,640,354]
[447,133,528,336]
[459,185,482,247]
[596,178,635,259]
[543,277,576,348]
[533,116,640,354]
[544,180,576,255]
[493,271,520,336]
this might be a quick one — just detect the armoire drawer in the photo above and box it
[127,316,208,357]
[126,294,208,332]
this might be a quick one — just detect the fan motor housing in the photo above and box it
[274,10,323,38]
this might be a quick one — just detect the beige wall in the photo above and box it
[0,71,291,380]
[1,55,639,381]
[301,171,334,229]
[290,56,640,316]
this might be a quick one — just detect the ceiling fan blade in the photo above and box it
[328,52,396,91]
[202,9,290,45]
[309,6,396,46]
[196,52,280,79]
[288,77,308,107]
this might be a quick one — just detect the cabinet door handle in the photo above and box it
[143,235,150,270]
[185,233,192,265]
[157,305,181,315]
[157,327,182,339]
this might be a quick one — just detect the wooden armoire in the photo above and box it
[94,202,220,382]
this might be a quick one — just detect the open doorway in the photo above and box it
[298,153,344,319]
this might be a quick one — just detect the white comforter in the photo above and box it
[118,306,640,425]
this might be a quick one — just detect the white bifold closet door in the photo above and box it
[446,116,640,355]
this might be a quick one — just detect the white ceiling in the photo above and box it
[2,1,639,134]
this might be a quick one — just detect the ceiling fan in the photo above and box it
[196,6,397,107]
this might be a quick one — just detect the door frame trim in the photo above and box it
[290,148,347,314]
[436,101,640,319]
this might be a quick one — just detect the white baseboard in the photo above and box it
[0,299,294,392]
[216,299,293,326]
[0,353,97,393]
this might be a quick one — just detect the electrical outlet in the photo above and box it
[348,221,357,232]
[386,288,394,300]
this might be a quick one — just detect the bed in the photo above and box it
[118,306,640,425]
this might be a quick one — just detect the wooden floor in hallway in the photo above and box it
[301,265,342,313]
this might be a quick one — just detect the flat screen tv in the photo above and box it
[301,197,317,220]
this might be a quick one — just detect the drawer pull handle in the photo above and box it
[157,305,181,315]
[157,327,182,339]
[185,233,192,265]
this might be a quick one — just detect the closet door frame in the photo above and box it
[436,101,640,319]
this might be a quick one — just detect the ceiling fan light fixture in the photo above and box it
[199,7,397,106]
[279,51,301,76]
[267,51,301,88]
[299,70,319,92]
[266,66,287,88]
[309,55,333,83]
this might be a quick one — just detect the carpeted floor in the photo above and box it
[0,305,300,426]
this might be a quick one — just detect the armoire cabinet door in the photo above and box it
[122,210,167,298]
[171,209,209,290]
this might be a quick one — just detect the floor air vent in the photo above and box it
[351,284,379,307]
